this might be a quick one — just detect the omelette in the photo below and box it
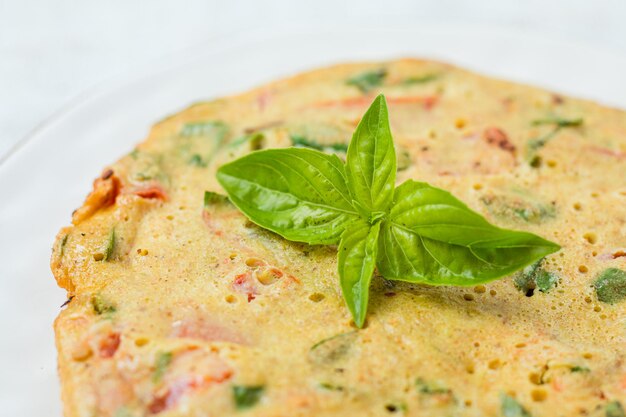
[51,59,626,417]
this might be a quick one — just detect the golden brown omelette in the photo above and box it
[51,59,626,417]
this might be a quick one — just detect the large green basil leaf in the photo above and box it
[338,220,381,327]
[377,180,560,285]
[345,94,396,213]
[217,148,358,245]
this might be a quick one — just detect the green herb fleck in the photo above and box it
[59,234,69,256]
[93,228,115,262]
[204,191,229,208]
[384,402,408,413]
[526,116,583,167]
[318,382,344,391]
[606,401,625,417]
[180,121,228,138]
[229,133,265,150]
[188,154,207,167]
[113,407,135,417]
[403,73,439,84]
[415,378,452,395]
[92,295,116,315]
[216,95,560,327]
[291,134,348,153]
[346,69,387,93]
[501,394,531,417]
[153,351,173,383]
[396,148,412,172]
[514,205,554,223]
[481,194,556,224]
[309,331,358,364]
[131,152,168,184]
[570,365,590,373]
[102,227,115,261]
[531,116,583,127]
[233,385,264,410]
[248,133,264,150]
[514,259,558,296]
[594,268,626,304]
[178,121,229,168]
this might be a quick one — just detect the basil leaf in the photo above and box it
[346,95,396,213]
[217,94,562,326]
[338,220,381,327]
[217,148,358,245]
[377,180,560,285]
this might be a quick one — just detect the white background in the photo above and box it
[1,0,626,160]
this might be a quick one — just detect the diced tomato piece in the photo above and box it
[483,127,515,154]
[98,332,121,358]
[133,184,168,201]
[148,366,233,413]
[72,170,121,224]
[232,271,257,302]
[171,318,246,344]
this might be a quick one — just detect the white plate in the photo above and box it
[1,24,625,416]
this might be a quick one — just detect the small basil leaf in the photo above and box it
[377,180,560,285]
[338,220,381,327]
[217,148,358,245]
[346,94,396,213]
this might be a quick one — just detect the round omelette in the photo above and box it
[51,59,626,417]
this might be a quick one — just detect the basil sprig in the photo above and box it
[217,95,560,327]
